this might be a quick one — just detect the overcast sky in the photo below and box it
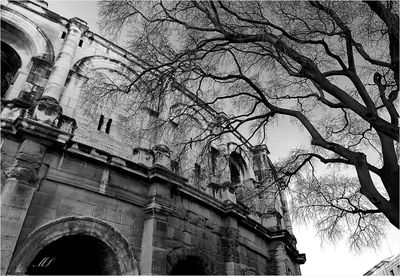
[46,1,400,275]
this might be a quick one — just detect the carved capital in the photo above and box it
[32,96,62,126]
[4,166,38,185]
[132,147,154,166]
[152,144,171,168]
[68,17,89,34]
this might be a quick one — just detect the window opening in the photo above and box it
[229,152,247,184]
[61,32,66,39]
[78,40,83,47]
[210,147,219,176]
[97,115,104,131]
[229,162,240,184]
[105,118,112,134]
[194,163,201,188]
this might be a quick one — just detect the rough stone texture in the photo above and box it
[8,217,138,275]
[1,139,46,274]
[1,139,21,189]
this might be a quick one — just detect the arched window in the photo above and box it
[228,152,247,184]
[210,147,219,176]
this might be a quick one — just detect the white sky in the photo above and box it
[46,1,400,275]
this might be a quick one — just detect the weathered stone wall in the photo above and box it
[15,148,146,260]
[165,200,226,273]
[1,1,305,275]
[0,138,22,189]
[237,225,269,274]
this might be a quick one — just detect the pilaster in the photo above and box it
[42,17,88,101]
[1,97,75,275]
[1,139,46,274]
[140,182,173,275]
[33,17,88,126]
[223,216,240,275]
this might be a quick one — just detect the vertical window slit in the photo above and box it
[97,115,104,131]
[194,163,201,188]
[210,147,219,176]
[105,119,112,134]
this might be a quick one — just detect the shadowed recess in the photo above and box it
[26,234,121,275]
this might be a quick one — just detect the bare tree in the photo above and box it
[96,0,399,243]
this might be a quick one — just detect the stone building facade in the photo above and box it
[1,0,306,275]
[363,255,400,276]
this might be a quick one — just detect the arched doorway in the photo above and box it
[8,217,138,275]
[26,234,120,275]
[170,256,207,275]
[1,41,21,97]
[166,247,221,275]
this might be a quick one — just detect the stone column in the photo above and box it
[267,241,288,275]
[1,139,46,274]
[140,183,173,275]
[33,17,88,126]
[43,18,87,101]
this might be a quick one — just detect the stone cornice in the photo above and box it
[1,117,73,145]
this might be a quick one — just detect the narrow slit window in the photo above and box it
[194,163,201,188]
[105,118,112,134]
[78,40,83,47]
[61,32,66,39]
[97,115,104,131]
[210,147,219,176]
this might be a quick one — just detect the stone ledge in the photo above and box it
[1,117,73,145]
[45,167,148,208]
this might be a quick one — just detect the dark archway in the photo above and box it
[1,41,21,97]
[167,247,221,275]
[26,234,121,275]
[170,256,207,275]
[8,217,138,275]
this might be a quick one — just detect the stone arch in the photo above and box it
[1,6,54,66]
[227,143,254,183]
[8,216,138,275]
[71,56,140,133]
[73,55,138,79]
[166,247,221,275]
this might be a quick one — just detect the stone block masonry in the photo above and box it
[1,1,305,274]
